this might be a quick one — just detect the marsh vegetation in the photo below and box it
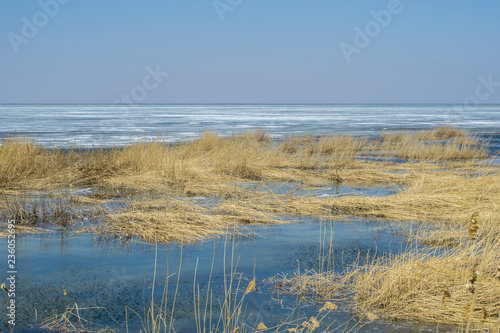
[1,127,499,332]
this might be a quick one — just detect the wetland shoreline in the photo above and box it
[1,127,499,332]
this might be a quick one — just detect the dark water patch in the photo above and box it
[356,155,408,164]
[1,219,411,332]
[237,182,398,197]
[479,133,500,156]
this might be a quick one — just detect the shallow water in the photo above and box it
[0,218,441,332]
[237,181,398,197]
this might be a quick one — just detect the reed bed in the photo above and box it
[0,127,491,193]
[1,127,498,243]
[278,238,500,330]
[0,137,77,189]
[380,138,488,162]
[266,172,500,226]
[351,240,500,329]
[95,165,500,244]
[0,197,80,228]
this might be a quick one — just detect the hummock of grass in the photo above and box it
[351,240,500,328]
[273,234,500,330]
[281,172,500,223]
[380,126,470,142]
[90,194,285,244]
[0,138,77,188]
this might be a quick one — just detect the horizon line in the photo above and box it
[1,102,500,106]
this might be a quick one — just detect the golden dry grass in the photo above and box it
[0,127,490,193]
[350,239,500,328]
[91,193,287,243]
[379,127,488,162]
[92,198,227,244]
[0,137,76,188]
[265,172,500,226]
[1,127,498,244]
[275,239,500,330]
[92,168,500,243]
[380,126,470,142]
[381,138,488,162]
[0,197,82,228]
[0,127,497,242]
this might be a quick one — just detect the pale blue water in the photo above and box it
[4,221,443,332]
[1,104,499,147]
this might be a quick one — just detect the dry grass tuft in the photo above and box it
[350,240,500,328]
[381,126,469,142]
[94,194,285,244]
[0,137,75,188]
[274,237,500,329]
[380,137,488,162]
[469,212,480,239]
[96,198,230,244]
[0,197,79,228]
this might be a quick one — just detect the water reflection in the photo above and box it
[3,219,448,332]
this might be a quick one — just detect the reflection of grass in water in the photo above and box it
[40,238,347,333]
[273,215,500,332]
[41,303,119,332]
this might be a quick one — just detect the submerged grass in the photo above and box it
[0,196,87,236]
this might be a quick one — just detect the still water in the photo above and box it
[1,219,452,332]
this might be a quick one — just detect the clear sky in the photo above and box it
[1,0,500,104]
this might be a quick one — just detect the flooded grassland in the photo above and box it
[0,127,499,332]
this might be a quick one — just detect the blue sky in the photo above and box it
[1,0,499,104]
